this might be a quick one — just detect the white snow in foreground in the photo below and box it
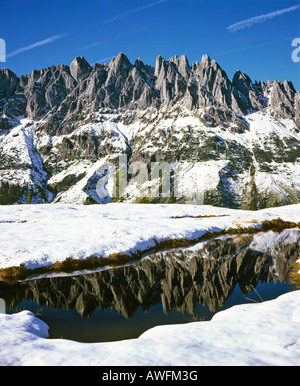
[1,203,300,270]
[0,203,299,366]
[0,290,299,366]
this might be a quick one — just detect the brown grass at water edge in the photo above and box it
[260,218,300,232]
[1,218,300,283]
[0,253,133,284]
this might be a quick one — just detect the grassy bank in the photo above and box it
[0,217,299,283]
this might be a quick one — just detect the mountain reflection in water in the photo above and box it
[1,229,299,342]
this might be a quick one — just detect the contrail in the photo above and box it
[213,36,298,57]
[6,34,65,58]
[74,28,146,53]
[227,5,300,33]
[102,0,168,25]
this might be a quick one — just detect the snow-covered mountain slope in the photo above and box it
[0,53,299,208]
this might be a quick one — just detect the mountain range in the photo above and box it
[0,52,299,208]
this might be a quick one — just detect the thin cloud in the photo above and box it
[75,28,146,52]
[75,41,103,52]
[6,34,65,58]
[102,0,168,25]
[213,36,297,57]
[227,5,300,33]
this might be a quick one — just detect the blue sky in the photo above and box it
[1,0,300,89]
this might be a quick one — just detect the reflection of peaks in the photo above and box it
[1,230,299,318]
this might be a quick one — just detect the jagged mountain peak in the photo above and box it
[169,54,189,65]
[134,57,143,65]
[200,54,211,63]
[232,70,253,93]
[0,67,17,78]
[0,68,19,98]
[154,55,166,77]
[0,51,300,208]
[109,52,132,72]
[70,56,92,81]
[0,51,298,124]
[177,55,190,81]
[70,56,89,65]
[283,79,296,92]
[233,69,251,81]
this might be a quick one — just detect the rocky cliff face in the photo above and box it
[0,53,299,207]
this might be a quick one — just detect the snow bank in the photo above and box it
[1,203,299,366]
[0,290,299,366]
[1,203,300,270]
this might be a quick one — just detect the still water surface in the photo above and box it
[1,229,299,343]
